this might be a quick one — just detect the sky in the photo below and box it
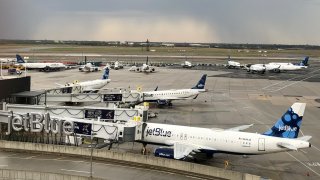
[0,0,320,45]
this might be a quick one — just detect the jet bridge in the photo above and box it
[0,110,144,145]
[3,103,148,122]
[38,87,143,107]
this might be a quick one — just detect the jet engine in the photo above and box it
[154,147,174,159]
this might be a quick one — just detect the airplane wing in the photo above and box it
[277,142,298,151]
[173,142,216,159]
[297,136,312,141]
[225,124,254,131]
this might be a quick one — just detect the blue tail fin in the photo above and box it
[16,54,25,63]
[192,74,207,89]
[263,103,306,138]
[300,57,309,66]
[102,67,110,80]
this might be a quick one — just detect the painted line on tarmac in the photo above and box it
[185,175,206,180]
[61,169,91,174]
[286,152,320,177]
[266,73,320,92]
[0,153,18,158]
[261,69,320,90]
[23,155,38,159]
[311,145,320,153]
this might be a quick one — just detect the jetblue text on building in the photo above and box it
[6,112,74,135]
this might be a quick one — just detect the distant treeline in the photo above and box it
[0,39,319,50]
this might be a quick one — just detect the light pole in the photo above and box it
[1,61,3,79]
[25,59,27,77]
[90,118,94,179]
[90,116,98,179]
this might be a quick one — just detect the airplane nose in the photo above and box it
[309,143,312,148]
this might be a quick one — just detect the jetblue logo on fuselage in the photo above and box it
[278,125,297,132]
[146,127,171,137]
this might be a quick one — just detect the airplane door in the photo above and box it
[258,138,265,151]
[180,133,183,140]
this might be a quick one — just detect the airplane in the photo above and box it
[0,57,16,63]
[110,61,124,70]
[142,74,207,106]
[79,62,100,72]
[130,56,156,73]
[16,54,66,72]
[78,56,102,72]
[226,56,241,69]
[246,64,266,74]
[140,103,311,160]
[181,61,193,68]
[246,57,309,73]
[266,57,309,73]
[58,67,111,93]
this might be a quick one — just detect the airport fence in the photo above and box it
[0,169,104,180]
[0,140,261,180]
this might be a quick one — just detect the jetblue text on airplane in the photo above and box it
[6,113,74,135]
[146,127,172,137]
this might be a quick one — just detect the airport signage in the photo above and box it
[84,109,114,120]
[6,113,74,135]
[74,122,92,135]
[103,94,122,102]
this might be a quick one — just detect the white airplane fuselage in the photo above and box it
[143,89,204,101]
[143,123,310,155]
[67,79,110,92]
[228,61,240,68]
[79,63,99,72]
[267,63,307,71]
[19,62,65,69]
[249,64,266,72]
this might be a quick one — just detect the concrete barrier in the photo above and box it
[0,140,261,180]
[0,169,103,180]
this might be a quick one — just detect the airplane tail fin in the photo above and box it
[192,74,207,89]
[16,54,25,63]
[263,103,306,138]
[102,67,110,79]
[300,57,309,66]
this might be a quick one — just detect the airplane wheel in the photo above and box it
[44,66,50,72]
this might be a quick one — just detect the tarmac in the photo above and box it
[3,63,320,180]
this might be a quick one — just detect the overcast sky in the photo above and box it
[0,0,319,44]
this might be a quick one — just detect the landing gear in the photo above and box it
[141,143,147,155]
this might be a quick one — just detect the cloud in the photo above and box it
[32,12,217,42]
[0,0,319,45]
